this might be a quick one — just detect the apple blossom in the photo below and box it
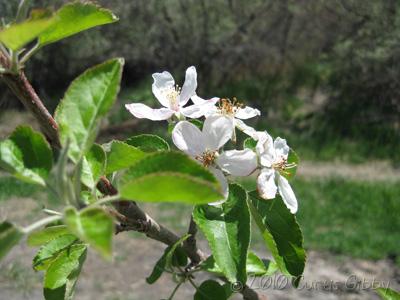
[125,66,213,121]
[255,131,298,214]
[172,115,258,204]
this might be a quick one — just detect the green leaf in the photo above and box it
[280,149,299,180]
[194,280,227,300]
[0,221,24,261]
[126,134,169,152]
[103,140,146,174]
[81,144,106,188]
[146,234,189,284]
[0,13,55,50]
[33,234,77,271]
[44,244,87,299]
[55,58,124,162]
[189,119,203,130]
[119,151,223,204]
[201,252,277,277]
[64,207,113,259]
[39,2,118,46]
[0,126,53,186]
[248,192,306,284]
[27,225,70,246]
[376,288,400,300]
[193,184,250,284]
[246,252,278,276]
[243,137,257,151]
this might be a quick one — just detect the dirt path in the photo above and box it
[297,160,400,182]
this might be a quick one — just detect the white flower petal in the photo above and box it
[125,103,174,121]
[257,168,277,199]
[277,174,298,214]
[181,102,217,119]
[172,121,205,157]
[255,131,274,157]
[216,149,257,176]
[235,106,261,119]
[179,66,197,106]
[152,71,175,107]
[234,119,257,138]
[191,95,220,105]
[203,115,234,151]
[208,167,229,206]
[274,137,290,159]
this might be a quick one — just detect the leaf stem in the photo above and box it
[93,194,121,206]
[0,43,9,59]
[167,281,183,300]
[20,43,40,66]
[23,215,62,234]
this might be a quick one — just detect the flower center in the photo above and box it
[196,150,217,167]
[217,97,243,116]
[272,156,297,175]
[163,84,181,110]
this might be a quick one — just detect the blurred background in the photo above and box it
[0,1,399,299]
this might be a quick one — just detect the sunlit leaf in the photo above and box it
[103,140,146,174]
[0,13,55,50]
[43,244,87,299]
[81,144,106,189]
[0,126,53,186]
[126,134,169,152]
[248,192,306,286]
[193,184,250,284]
[39,2,118,46]
[64,207,113,259]
[27,225,69,246]
[55,58,124,162]
[33,234,77,271]
[119,151,222,204]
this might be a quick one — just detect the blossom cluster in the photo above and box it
[126,66,298,213]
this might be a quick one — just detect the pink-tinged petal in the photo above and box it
[257,168,277,200]
[203,115,234,151]
[208,167,229,206]
[216,149,257,176]
[172,121,206,157]
[277,174,298,214]
[234,119,257,138]
[179,66,197,106]
[274,137,289,159]
[125,103,174,121]
[235,106,261,119]
[152,71,175,107]
[181,102,218,119]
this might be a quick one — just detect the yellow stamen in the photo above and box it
[217,97,243,116]
[163,84,181,110]
[196,150,217,167]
